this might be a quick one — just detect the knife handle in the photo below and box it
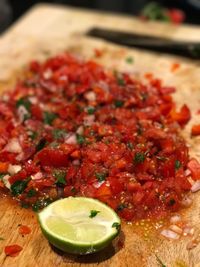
[87,28,200,59]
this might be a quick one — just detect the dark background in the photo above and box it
[1,0,200,33]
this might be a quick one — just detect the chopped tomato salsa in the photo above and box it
[0,53,196,221]
[4,244,23,257]
[18,225,31,235]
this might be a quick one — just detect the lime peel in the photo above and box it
[38,197,121,254]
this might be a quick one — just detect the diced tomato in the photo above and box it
[36,148,69,167]
[108,177,124,194]
[95,182,112,199]
[169,104,191,126]
[187,159,200,180]
[18,225,31,235]
[191,124,200,136]
[0,162,8,173]
[4,244,23,257]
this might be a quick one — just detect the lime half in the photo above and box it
[38,197,121,255]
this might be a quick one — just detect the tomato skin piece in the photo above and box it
[4,244,23,257]
[191,124,200,136]
[18,225,31,235]
[95,182,112,199]
[187,158,200,180]
[36,148,69,167]
[108,177,124,195]
[0,162,8,173]
[169,104,191,126]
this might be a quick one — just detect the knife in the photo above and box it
[87,27,200,59]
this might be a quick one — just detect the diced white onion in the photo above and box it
[17,106,29,123]
[181,195,193,207]
[187,239,198,250]
[169,225,183,235]
[76,126,84,135]
[84,91,96,102]
[160,229,180,240]
[170,214,181,224]
[4,138,22,154]
[65,134,77,145]
[8,164,22,175]
[93,181,105,189]
[43,69,52,79]
[72,160,80,166]
[2,174,11,189]
[191,180,200,193]
[31,172,43,180]
[84,115,95,126]
[184,169,191,176]
[183,226,194,236]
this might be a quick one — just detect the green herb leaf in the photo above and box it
[89,210,100,218]
[27,188,37,198]
[126,56,134,64]
[127,142,133,150]
[112,222,121,230]
[0,173,6,179]
[36,139,47,152]
[16,97,31,111]
[155,255,167,267]
[52,129,67,140]
[21,202,30,209]
[114,100,124,108]
[76,134,85,145]
[11,177,31,196]
[87,107,95,115]
[134,152,145,164]
[95,172,107,182]
[175,160,182,170]
[117,203,127,211]
[32,198,52,212]
[29,131,38,140]
[43,111,58,125]
[53,170,66,185]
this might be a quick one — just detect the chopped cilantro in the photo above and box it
[53,170,66,185]
[36,139,47,152]
[32,198,52,212]
[43,111,58,125]
[95,172,107,182]
[27,188,37,198]
[16,97,31,111]
[112,222,120,230]
[52,129,67,139]
[76,134,85,145]
[11,177,31,196]
[29,131,38,140]
[0,173,6,179]
[175,160,182,170]
[87,107,95,115]
[127,142,133,150]
[134,152,145,164]
[89,210,100,218]
[117,203,127,211]
[117,77,125,86]
[126,56,134,64]
[71,187,76,194]
[21,202,30,209]
[155,255,167,267]
[114,100,124,108]
[168,198,176,206]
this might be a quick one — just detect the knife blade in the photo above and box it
[87,27,200,59]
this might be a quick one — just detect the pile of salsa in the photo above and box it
[0,53,196,221]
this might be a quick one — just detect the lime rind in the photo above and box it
[38,197,121,254]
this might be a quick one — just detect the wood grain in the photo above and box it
[0,4,200,267]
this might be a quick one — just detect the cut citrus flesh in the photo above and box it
[38,197,121,254]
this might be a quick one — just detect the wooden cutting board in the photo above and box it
[0,4,200,267]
